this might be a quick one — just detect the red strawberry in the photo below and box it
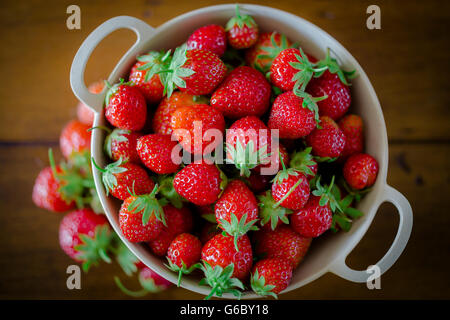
[257,190,292,231]
[161,45,226,97]
[129,51,171,104]
[226,5,258,49]
[166,233,202,286]
[201,233,253,281]
[104,128,142,164]
[60,120,91,159]
[253,225,311,269]
[170,104,225,155]
[152,91,207,135]
[211,66,271,119]
[251,258,293,297]
[245,172,271,193]
[338,114,364,160]
[291,195,333,238]
[268,91,321,139]
[173,163,225,206]
[119,186,167,242]
[254,141,290,176]
[136,134,180,174]
[59,208,113,271]
[306,116,346,159]
[225,116,271,176]
[343,153,379,190]
[289,147,318,180]
[76,81,104,125]
[187,24,227,56]
[245,32,293,72]
[104,80,147,131]
[115,266,172,297]
[148,204,193,256]
[199,222,220,244]
[215,180,259,249]
[92,158,154,200]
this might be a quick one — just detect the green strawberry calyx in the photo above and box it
[218,213,259,251]
[111,236,140,276]
[74,224,114,272]
[293,88,327,126]
[114,271,165,297]
[314,48,357,85]
[257,190,292,231]
[165,258,202,287]
[157,174,185,209]
[312,175,342,213]
[250,269,278,299]
[104,78,134,106]
[330,180,365,232]
[225,139,270,177]
[290,147,317,177]
[289,47,327,92]
[104,128,130,159]
[136,50,172,82]
[199,261,244,300]
[127,184,168,227]
[256,32,295,72]
[226,5,257,31]
[272,150,304,208]
[91,157,127,197]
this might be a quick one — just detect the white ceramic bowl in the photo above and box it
[70,4,413,299]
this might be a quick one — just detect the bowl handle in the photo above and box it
[329,185,413,283]
[70,16,155,113]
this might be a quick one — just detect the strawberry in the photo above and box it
[129,51,171,104]
[215,180,259,249]
[60,120,91,159]
[257,190,292,231]
[187,24,227,56]
[343,153,379,190]
[199,222,220,244]
[225,116,271,177]
[136,134,180,174]
[166,233,202,286]
[200,233,252,299]
[226,5,258,49]
[289,147,318,180]
[245,172,271,193]
[161,45,226,97]
[271,157,310,210]
[254,143,290,175]
[170,104,225,155]
[253,225,311,269]
[268,91,323,139]
[59,208,113,271]
[245,32,294,72]
[148,204,193,256]
[104,79,147,131]
[251,258,293,298]
[152,91,207,135]
[119,185,167,242]
[104,128,142,164]
[338,114,364,160]
[76,81,104,125]
[306,116,346,159]
[92,158,154,200]
[210,66,271,119]
[173,163,225,206]
[115,266,172,297]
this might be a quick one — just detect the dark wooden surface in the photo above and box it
[0,0,449,299]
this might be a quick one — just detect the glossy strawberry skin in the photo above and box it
[307,71,351,120]
[306,116,346,158]
[173,163,222,206]
[152,91,203,135]
[60,120,91,159]
[227,24,258,49]
[187,24,227,56]
[77,81,104,125]
[215,180,259,230]
[253,225,311,269]
[119,196,164,242]
[268,91,316,139]
[338,114,364,160]
[211,66,271,119]
[106,129,142,164]
[343,153,379,190]
[148,205,193,256]
[59,208,109,261]
[170,104,225,155]
[167,233,202,268]
[271,173,310,210]
[252,258,293,294]
[201,233,253,281]
[32,166,75,212]
[181,49,227,95]
[129,61,164,105]
[108,163,155,200]
[136,134,180,174]
[291,195,333,238]
[105,84,147,131]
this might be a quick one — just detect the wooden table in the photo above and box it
[0,0,449,299]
